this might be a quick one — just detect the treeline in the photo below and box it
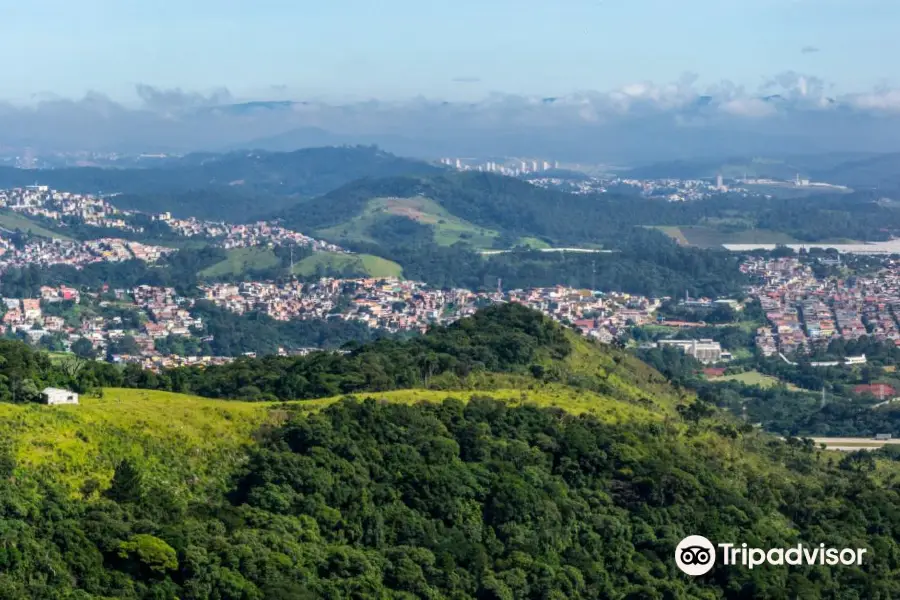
[3,302,900,596]
[134,303,573,401]
[0,304,576,402]
[346,227,749,297]
[0,246,229,296]
[189,301,379,357]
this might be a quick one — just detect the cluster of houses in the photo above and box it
[745,256,900,357]
[0,186,142,232]
[0,236,174,270]
[200,278,663,341]
[155,214,345,253]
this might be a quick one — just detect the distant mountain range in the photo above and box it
[626,152,900,189]
[6,80,900,162]
[0,146,443,221]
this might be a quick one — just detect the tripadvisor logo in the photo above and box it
[675,535,869,576]
[676,535,716,576]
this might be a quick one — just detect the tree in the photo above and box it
[57,354,87,379]
[0,440,15,479]
[118,534,178,574]
[72,337,97,360]
[11,378,41,404]
[108,335,141,357]
[106,459,144,504]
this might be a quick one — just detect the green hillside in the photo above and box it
[198,246,280,277]
[318,195,501,248]
[0,388,272,496]
[0,209,74,241]
[292,250,403,278]
[275,172,598,246]
[0,146,442,222]
[3,305,900,597]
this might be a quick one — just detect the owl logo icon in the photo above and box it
[676,536,716,576]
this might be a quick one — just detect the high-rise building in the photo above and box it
[532,160,539,172]
[543,161,551,170]
[716,174,724,189]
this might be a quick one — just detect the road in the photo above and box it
[808,437,900,452]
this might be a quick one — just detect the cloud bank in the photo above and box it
[4,72,900,163]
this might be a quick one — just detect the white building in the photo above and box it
[658,339,725,364]
[42,387,79,406]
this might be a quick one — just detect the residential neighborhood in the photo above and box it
[744,256,900,357]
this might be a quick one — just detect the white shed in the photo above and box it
[42,387,79,406]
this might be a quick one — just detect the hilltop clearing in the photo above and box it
[0,388,273,496]
[197,246,281,278]
[317,195,503,248]
[291,250,403,278]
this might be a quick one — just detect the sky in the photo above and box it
[2,0,900,103]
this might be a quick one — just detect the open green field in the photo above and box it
[650,226,691,246]
[292,251,403,278]
[652,222,863,249]
[0,209,73,241]
[319,196,501,248]
[668,226,800,248]
[0,388,276,496]
[639,324,681,336]
[709,370,801,390]
[199,246,280,278]
[516,236,552,249]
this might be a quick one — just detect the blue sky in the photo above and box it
[2,0,898,103]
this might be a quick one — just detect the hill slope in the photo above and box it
[813,152,900,188]
[316,195,502,248]
[291,251,403,278]
[274,171,608,247]
[0,146,442,222]
[0,388,273,496]
[197,246,281,278]
[3,305,900,598]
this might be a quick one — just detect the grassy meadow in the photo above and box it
[0,388,276,497]
[318,195,501,248]
[199,246,280,277]
[292,251,403,278]
[0,209,74,241]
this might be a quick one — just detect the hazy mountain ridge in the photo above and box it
[626,151,899,187]
[0,146,443,221]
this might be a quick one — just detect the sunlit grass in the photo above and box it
[0,388,275,497]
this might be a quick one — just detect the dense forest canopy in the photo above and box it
[1,304,899,597]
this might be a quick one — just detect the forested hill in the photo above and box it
[37,302,678,406]
[275,170,620,244]
[275,169,900,249]
[0,146,441,221]
[2,303,900,597]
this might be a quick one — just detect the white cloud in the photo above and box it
[3,74,900,158]
[845,89,900,112]
[719,98,778,118]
